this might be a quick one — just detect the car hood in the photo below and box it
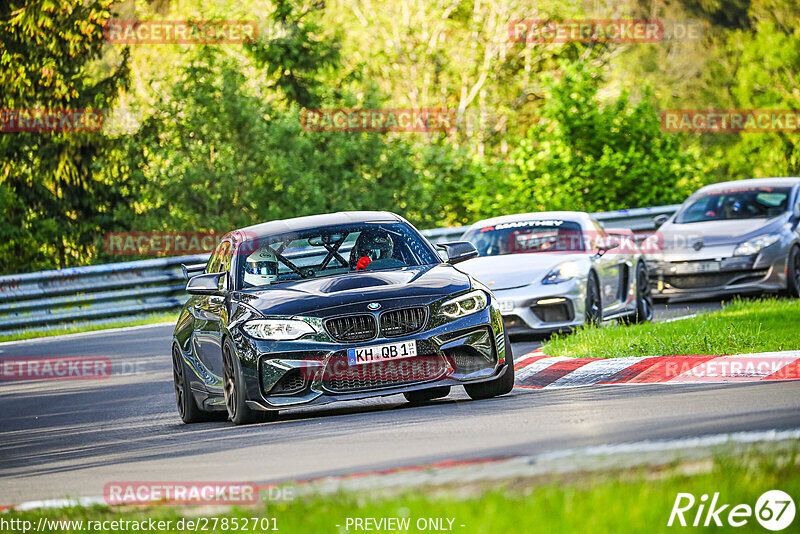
[659,216,787,251]
[235,264,471,317]
[457,254,583,291]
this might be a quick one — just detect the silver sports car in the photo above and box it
[648,177,800,301]
[458,211,653,335]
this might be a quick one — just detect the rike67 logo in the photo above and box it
[668,490,796,530]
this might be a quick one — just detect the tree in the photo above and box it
[473,63,706,217]
[246,0,341,108]
[121,48,447,244]
[0,0,130,272]
[712,18,800,178]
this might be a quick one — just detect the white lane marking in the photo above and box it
[660,313,698,323]
[0,322,175,347]
[10,496,106,511]
[536,428,800,460]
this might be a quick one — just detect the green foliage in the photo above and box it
[468,63,706,218]
[4,0,800,274]
[105,1,484,250]
[0,0,129,272]
[114,47,452,248]
[620,0,800,182]
[246,0,342,107]
[720,20,800,177]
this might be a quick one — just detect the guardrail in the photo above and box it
[0,205,679,334]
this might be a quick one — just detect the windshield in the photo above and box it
[675,186,791,223]
[462,219,585,257]
[236,222,439,288]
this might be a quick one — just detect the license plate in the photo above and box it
[498,300,515,313]
[347,340,417,365]
[674,262,721,274]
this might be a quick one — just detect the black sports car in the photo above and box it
[171,211,513,424]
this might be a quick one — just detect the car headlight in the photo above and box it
[242,319,317,340]
[440,290,489,319]
[542,261,581,284]
[733,233,781,256]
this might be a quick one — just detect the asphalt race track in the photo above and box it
[2,300,798,507]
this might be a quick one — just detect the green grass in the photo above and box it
[0,312,178,343]
[544,297,800,358]
[4,447,798,533]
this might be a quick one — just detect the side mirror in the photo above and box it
[181,262,207,281]
[186,272,227,295]
[653,214,670,228]
[438,241,479,265]
[595,239,619,257]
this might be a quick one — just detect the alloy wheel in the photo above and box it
[586,273,602,325]
[793,248,800,291]
[172,347,186,419]
[223,347,237,421]
[637,266,654,321]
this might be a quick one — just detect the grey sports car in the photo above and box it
[458,212,653,335]
[648,177,800,301]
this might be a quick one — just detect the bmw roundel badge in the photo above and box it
[368,302,381,310]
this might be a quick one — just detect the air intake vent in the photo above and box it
[270,370,306,395]
[324,314,377,342]
[322,354,446,393]
[380,307,427,337]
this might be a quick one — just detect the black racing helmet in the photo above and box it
[350,229,394,269]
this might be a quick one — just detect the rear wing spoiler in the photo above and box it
[181,263,207,281]
[604,228,634,237]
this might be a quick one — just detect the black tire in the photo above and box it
[584,271,602,326]
[172,345,209,424]
[464,334,515,400]
[622,263,654,324]
[222,338,269,425]
[404,386,451,404]
[788,245,800,298]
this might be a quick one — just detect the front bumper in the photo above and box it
[647,249,788,301]
[492,279,586,334]
[232,305,508,410]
